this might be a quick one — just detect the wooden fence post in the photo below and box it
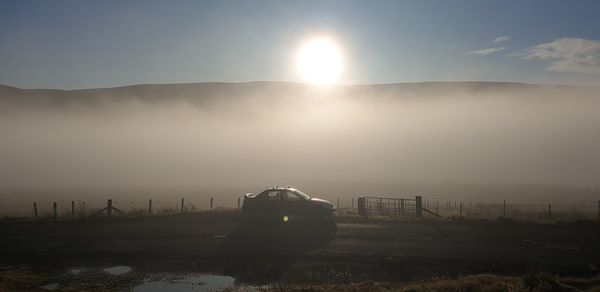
[237,197,241,209]
[180,198,185,212]
[93,199,122,217]
[210,197,213,210]
[71,201,75,217]
[53,202,57,220]
[148,199,152,214]
[33,202,38,220]
[107,199,112,217]
[415,196,423,218]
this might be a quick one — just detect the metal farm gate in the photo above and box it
[357,196,424,218]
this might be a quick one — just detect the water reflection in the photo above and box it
[103,265,132,275]
[133,275,236,292]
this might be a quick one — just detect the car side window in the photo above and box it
[283,191,302,202]
[266,191,280,200]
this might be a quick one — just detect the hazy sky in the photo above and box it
[1,0,600,89]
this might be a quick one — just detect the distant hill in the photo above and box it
[0,81,592,110]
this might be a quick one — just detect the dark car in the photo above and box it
[242,187,335,217]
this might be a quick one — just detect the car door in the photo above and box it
[261,189,282,215]
[282,190,309,216]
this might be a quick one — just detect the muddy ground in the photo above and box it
[1,211,600,290]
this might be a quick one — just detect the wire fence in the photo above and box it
[1,196,243,220]
[421,198,600,222]
[1,195,599,223]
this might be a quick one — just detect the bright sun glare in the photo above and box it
[296,37,343,85]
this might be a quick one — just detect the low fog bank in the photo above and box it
[1,182,598,217]
[1,81,599,209]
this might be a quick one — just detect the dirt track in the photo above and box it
[2,211,600,283]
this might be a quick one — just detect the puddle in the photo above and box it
[133,274,236,291]
[337,223,385,229]
[69,267,88,275]
[103,265,132,275]
[40,283,59,290]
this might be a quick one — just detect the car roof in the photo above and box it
[266,186,298,192]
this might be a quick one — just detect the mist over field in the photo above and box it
[1,81,599,212]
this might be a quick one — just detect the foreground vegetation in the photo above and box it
[3,265,600,292]
[269,273,600,292]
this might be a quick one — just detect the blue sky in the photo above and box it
[1,0,600,89]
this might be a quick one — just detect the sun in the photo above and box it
[296,37,344,85]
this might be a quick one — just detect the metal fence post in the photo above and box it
[210,197,213,210]
[71,201,75,217]
[357,197,367,216]
[181,198,185,212]
[53,202,57,220]
[148,199,152,214]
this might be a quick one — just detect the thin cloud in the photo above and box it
[467,47,506,56]
[493,36,511,43]
[519,38,600,74]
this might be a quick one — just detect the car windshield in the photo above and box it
[290,189,311,200]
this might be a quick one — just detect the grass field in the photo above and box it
[2,210,600,290]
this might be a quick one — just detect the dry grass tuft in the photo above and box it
[0,266,46,291]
